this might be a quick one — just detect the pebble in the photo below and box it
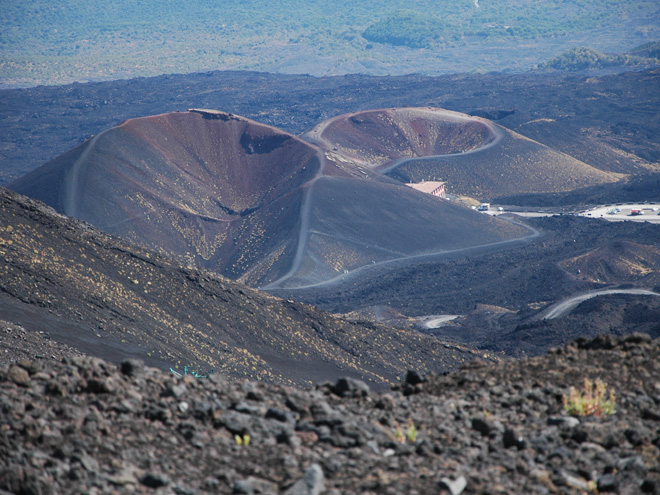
[439,475,467,495]
[283,464,325,495]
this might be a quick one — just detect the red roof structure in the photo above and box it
[406,181,446,197]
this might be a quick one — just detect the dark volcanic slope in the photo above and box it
[0,187,486,387]
[561,240,660,286]
[274,214,660,357]
[10,108,529,287]
[1,334,659,494]
[305,107,621,200]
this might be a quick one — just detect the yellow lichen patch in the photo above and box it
[168,210,227,260]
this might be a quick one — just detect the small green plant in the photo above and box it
[406,420,418,443]
[393,419,418,443]
[234,434,251,446]
[563,378,616,417]
[393,423,405,443]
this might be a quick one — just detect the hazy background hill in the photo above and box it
[1,0,659,87]
[541,42,660,71]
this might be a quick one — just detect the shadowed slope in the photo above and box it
[0,187,486,386]
[305,107,621,200]
[11,110,322,282]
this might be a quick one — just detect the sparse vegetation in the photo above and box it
[541,46,659,71]
[1,0,657,86]
[563,378,616,417]
[392,419,418,443]
[0,187,480,387]
[234,434,251,446]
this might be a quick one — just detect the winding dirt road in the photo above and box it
[263,147,329,288]
[538,288,660,320]
[264,214,541,291]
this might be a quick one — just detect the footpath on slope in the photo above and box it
[265,214,541,291]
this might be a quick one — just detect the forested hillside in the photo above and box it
[1,0,659,86]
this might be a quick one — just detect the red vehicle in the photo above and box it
[630,209,644,216]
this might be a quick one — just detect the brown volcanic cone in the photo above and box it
[561,240,660,285]
[11,110,321,282]
[305,107,621,199]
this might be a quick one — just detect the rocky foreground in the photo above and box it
[1,333,659,495]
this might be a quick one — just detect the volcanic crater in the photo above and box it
[303,107,621,200]
[11,108,530,288]
[302,107,497,168]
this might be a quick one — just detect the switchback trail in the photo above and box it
[264,214,541,293]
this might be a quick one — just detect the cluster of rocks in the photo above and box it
[1,333,659,494]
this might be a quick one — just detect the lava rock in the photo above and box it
[330,377,370,398]
[283,464,325,495]
[503,428,526,450]
[120,359,145,377]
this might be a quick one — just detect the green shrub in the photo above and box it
[563,378,616,417]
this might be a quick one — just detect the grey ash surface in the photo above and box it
[2,333,659,494]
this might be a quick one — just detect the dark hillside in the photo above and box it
[0,187,484,386]
[494,172,660,206]
[273,214,660,356]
